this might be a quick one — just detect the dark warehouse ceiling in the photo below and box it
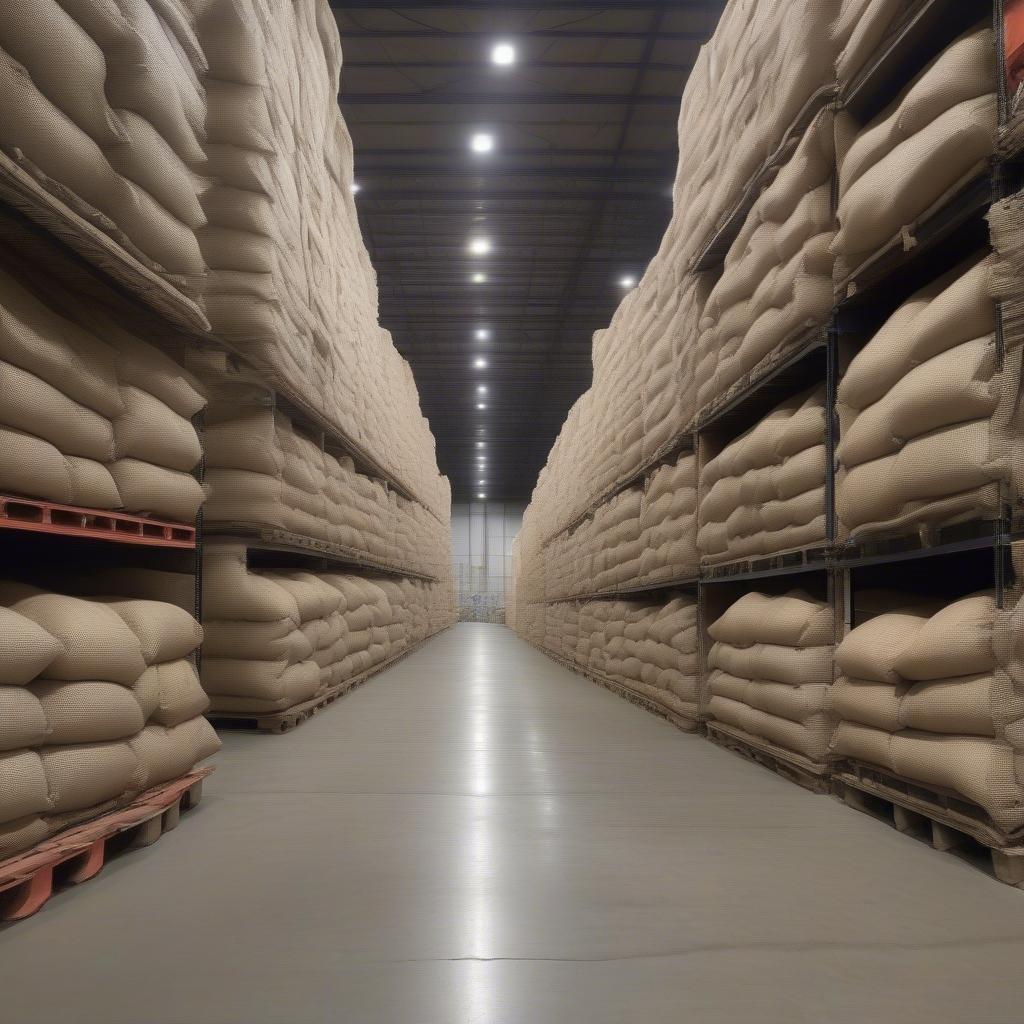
[333,1,726,503]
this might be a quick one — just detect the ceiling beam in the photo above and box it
[342,60,696,70]
[355,165,676,180]
[353,146,677,158]
[340,92,680,105]
[358,189,668,200]
[334,29,707,40]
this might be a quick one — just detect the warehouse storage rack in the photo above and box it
[524,0,1024,883]
[0,171,215,920]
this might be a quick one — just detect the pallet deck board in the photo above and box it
[706,721,831,794]
[834,761,1024,886]
[0,769,211,923]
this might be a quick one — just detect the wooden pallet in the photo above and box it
[208,627,452,733]
[0,494,196,548]
[706,721,831,794]
[833,762,1024,887]
[0,768,211,923]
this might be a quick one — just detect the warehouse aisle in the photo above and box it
[3,623,1024,1023]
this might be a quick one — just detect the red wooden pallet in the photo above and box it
[0,495,196,548]
[0,768,212,922]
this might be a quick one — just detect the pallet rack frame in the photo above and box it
[520,1,1024,885]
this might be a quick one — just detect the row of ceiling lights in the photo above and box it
[351,39,639,503]
[464,42,518,500]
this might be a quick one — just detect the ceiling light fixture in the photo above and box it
[476,442,485,449]
[477,403,487,410]
[468,238,492,256]
[470,132,495,154]
[478,386,488,394]
[474,358,487,369]
[475,329,491,341]
[472,273,487,284]
[478,493,487,500]
[491,42,516,66]
[350,182,361,194]
[619,275,636,289]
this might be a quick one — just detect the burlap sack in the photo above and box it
[10,593,146,684]
[31,680,145,744]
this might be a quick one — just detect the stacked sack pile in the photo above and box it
[698,386,828,565]
[637,454,700,585]
[542,451,699,601]
[191,0,447,519]
[0,0,209,306]
[200,543,455,714]
[534,596,700,723]
[836,255,1019,539]
[670,0,839,266]
[0,583,219,858]
[832,22,997,286]
[187,0,456,713]
[544,486,643,601]
[832,588,1024,835]
[707,591,835,764]
[693,110,836,417]
[512,0,845,689]
[0,257,205,525]
[203,399,450,579]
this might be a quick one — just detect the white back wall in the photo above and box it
[452,502,525,622]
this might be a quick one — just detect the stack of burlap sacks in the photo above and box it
[0,0,209,302]
[0,0,449,520]
[0,583,219,858]
[519,0,848,579]
[0,257,206,524]
[514,4,1018,812]
[0,0,457,863]
[536,596,700,722]
[543,453,698,601]
[699,387,828,564]
[833,23,997,286]
[200,543,455,714]
[694,111,836,414]
[204,400,450,579]
[836,256,1015,538]
[190,0,447,518]
[707,591,835,764]
[833,586,1024,834]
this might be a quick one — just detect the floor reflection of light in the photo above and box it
[458,626,565,1021]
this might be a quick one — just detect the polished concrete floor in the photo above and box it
[3,623,1024,1022]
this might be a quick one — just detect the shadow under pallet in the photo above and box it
[833,760,1024,888]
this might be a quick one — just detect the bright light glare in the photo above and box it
[477,442,485,449]
[491,42,516,66]
[470,133,495,154]
[469,238,492,256]
[619,275,636,289]
[478,386,488,394]
[476,329,491,340]
[478,493,487,500]
[477,403,487,410]
[472,273,487,284]
[474,358,488,369]
[350,182,361,194]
